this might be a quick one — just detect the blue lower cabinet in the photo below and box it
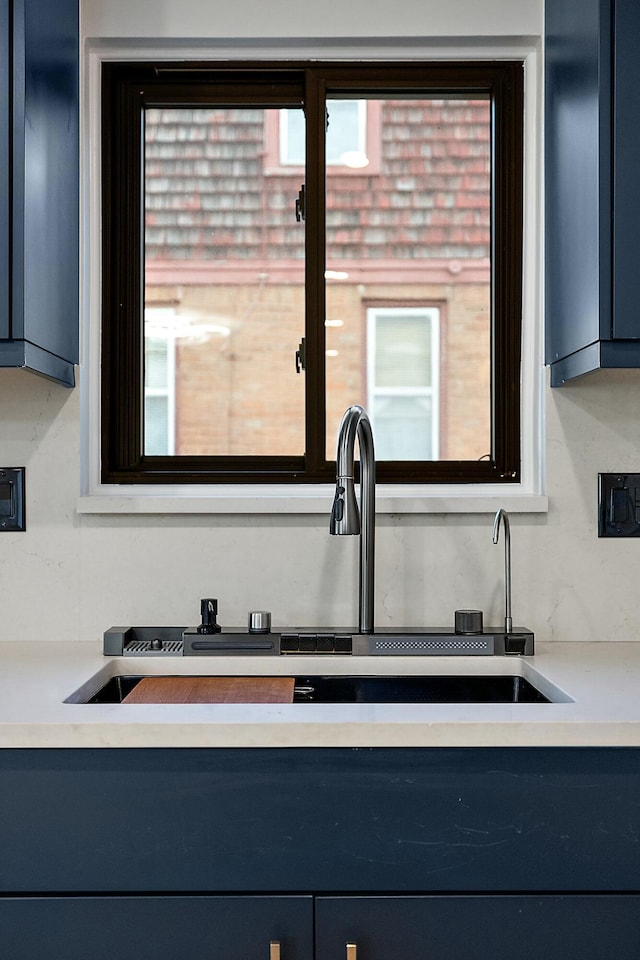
[316,895,640,960]
[1,749,639,958]
[0,896,314,960]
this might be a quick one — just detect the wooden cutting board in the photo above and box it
[122,676,296,704]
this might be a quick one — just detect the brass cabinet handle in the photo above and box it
[270,941,281,960]
[346,944,357,960]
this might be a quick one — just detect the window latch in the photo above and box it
[295,337,306,373]
[295,184,306,222]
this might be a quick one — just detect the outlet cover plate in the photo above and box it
[598,473,640,537]
[0,467,25,532]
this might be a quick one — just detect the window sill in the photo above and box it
[77,485,548,515]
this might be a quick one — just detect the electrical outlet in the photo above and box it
[598,473,640,537]
[0,467,25,531]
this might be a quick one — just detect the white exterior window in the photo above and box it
[367,306,440,461]
[280,99,368,168]
[143,319,176,456]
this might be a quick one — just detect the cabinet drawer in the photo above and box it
[0,895,313,960]
[316,895,640,960]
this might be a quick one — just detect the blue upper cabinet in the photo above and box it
[0,0,78,387]
[0,0,10,338]
[545,0,640,386]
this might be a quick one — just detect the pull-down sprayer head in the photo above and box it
[329,477,361,536]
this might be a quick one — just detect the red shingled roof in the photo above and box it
[144,100,490,263]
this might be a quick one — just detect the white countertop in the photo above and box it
[0,640,639,748]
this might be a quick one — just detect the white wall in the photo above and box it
[82,0,542,41]
[3,0,640,645]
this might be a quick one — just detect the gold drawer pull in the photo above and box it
[346,944,357,960]
[270,941,281,960]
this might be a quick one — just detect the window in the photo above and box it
[281,99,368,167]
[101,60,523,485]
[367,306,440,461]
[264,99,381,175]
[143,318,176,456]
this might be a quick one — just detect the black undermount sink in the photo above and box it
[87,674,550,704]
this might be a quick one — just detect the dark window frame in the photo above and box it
[101,60,523,485]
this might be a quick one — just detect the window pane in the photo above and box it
[145,395,169,456]
[144,332,168,390]
[374,312,433,388]
[144,107,305,457]
[280,108,305,165]
[325,100,364,165]
[282,100,364,166]
[325,96,492,463]
[372,395,433,460]
[143,333,174,456]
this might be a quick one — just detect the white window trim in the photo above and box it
[79,38,545,515]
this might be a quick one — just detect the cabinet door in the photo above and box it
[544,0,608,369]
[545,0,640,382]
[0,0,9,339]
[316,895,640,960]
[0,0,78,385]
[0,895,313,960]
[612,0,640,339]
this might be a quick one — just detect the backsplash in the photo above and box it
[1,367,640,643]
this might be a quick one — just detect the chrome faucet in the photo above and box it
[492,508,513,633]
[329,405,376,634]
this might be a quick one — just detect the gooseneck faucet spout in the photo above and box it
[329,405,376,634]
[492,508,512,633]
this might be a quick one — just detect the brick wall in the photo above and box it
[147,279,490,461]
